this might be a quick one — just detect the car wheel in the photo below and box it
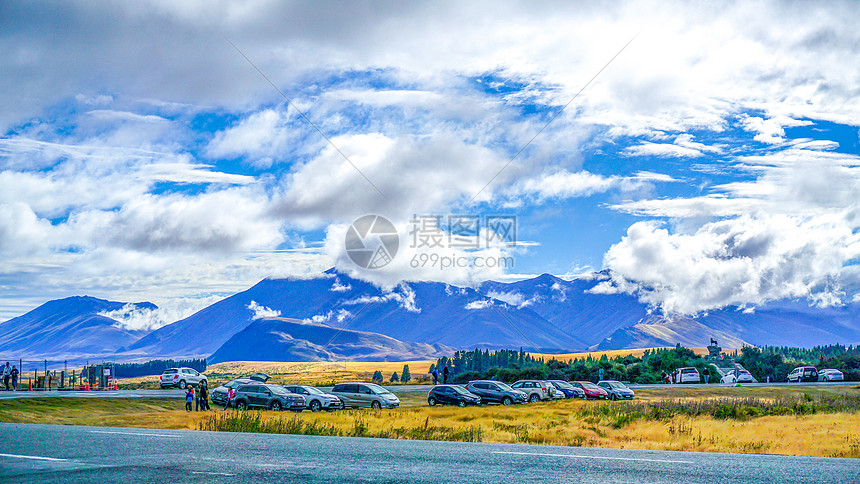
[502,397,513,406]
[371,401,381,410]
[610,393,617,401]
[309,400,322,412]
[236,401,248,411]
[270,401,282,411]
[428,397,436,406]
[529,394,540,403]
[458,400,467,408]
[178,380,187,389]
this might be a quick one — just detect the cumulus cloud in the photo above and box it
[599,215,860,314]
[247,300,281,320]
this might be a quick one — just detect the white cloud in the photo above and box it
[464,299,493,310]
[247,300,281,320]
[601,215,860,314]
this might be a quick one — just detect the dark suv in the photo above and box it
[427,385,481,407]
[210,373,270,406]
[232,383,306,411]
[465,380,527,406]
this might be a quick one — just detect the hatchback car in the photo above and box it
[159,367,207,389]
[721,369,754,384]
[510,380,555,402]
[283,384,343,412]
[570,381,609,400]
[548,380,586,399]
[787,366,818,382]
[597,380,635,400]
[465,380,527,405]
[427,385,481,407]
[210,373,270,406]
[331,382,400,409]
[232,383,306,411]
[818,369,844,382]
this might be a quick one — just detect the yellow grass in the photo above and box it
[3,385,859,458]
[530,347,715,360]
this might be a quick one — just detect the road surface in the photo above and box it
[3,423,859,483]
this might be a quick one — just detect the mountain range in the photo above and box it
[2,269,859,363]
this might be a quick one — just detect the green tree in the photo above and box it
[372,370,383,383]
[401,364,411,383]
[390,372,400,382]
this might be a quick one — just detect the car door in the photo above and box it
[468,383,488,401]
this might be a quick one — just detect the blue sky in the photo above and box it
[2,1,860,328]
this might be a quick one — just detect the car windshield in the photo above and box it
[270,386,288,396]
[552,381,574,389]
[495,382,514,391]
[225,380,247,389]
[579,382,600,390]
[451,386,470,395]
[303,386,325,395]
[607,381,628,389]
[366,383,391,395]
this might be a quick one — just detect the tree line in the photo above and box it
[112,358,207,378]
[427,344,859,384]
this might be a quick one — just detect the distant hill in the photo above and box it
[5,269,860,362]
[0,296,155,360]
[124,270,587,360]
[208,317,453,363]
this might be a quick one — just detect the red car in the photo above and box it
[570,381,609,400]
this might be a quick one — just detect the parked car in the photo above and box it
[283,384,343,412]
[569,381,609,400]
[817,369,844,382]
[159,367,207,389]
[787,366,818,383]
[721,369,754,384]
[597,380,635,400]
[427,385,481,407]
[210,373,270,406]
[510,380,555,402]
[548,380,586,399]
[331,382,400,409]
[465,380,528,406]
[232,383,306,411]
[672,367,701,384]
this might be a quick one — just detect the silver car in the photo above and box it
[160,367,207,389]
[284,384,343,412]
[510,379,555,402]
[330,382,400,409]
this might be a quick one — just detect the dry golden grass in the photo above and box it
[3,385,859,458]
[530,347,715,360]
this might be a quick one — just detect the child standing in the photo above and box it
[185,388,194,411]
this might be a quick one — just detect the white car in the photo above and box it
[672,367,701,384]
[160,367,207,389]
[818,369,844,382]
[721,369,755,383]
[283,384,344,412]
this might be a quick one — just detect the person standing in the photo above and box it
[10,366,18,391]
[443,365,449,384]
[185,388,194,411]
[199,383,209,411]
[224,387,236,410]
[2,362,10,391]
[432,368,439,385]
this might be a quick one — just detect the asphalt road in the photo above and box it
[3,423,859,483]
[0,381,854,400]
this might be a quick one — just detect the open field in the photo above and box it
[530,347,717,360]
[3,385,858,458]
